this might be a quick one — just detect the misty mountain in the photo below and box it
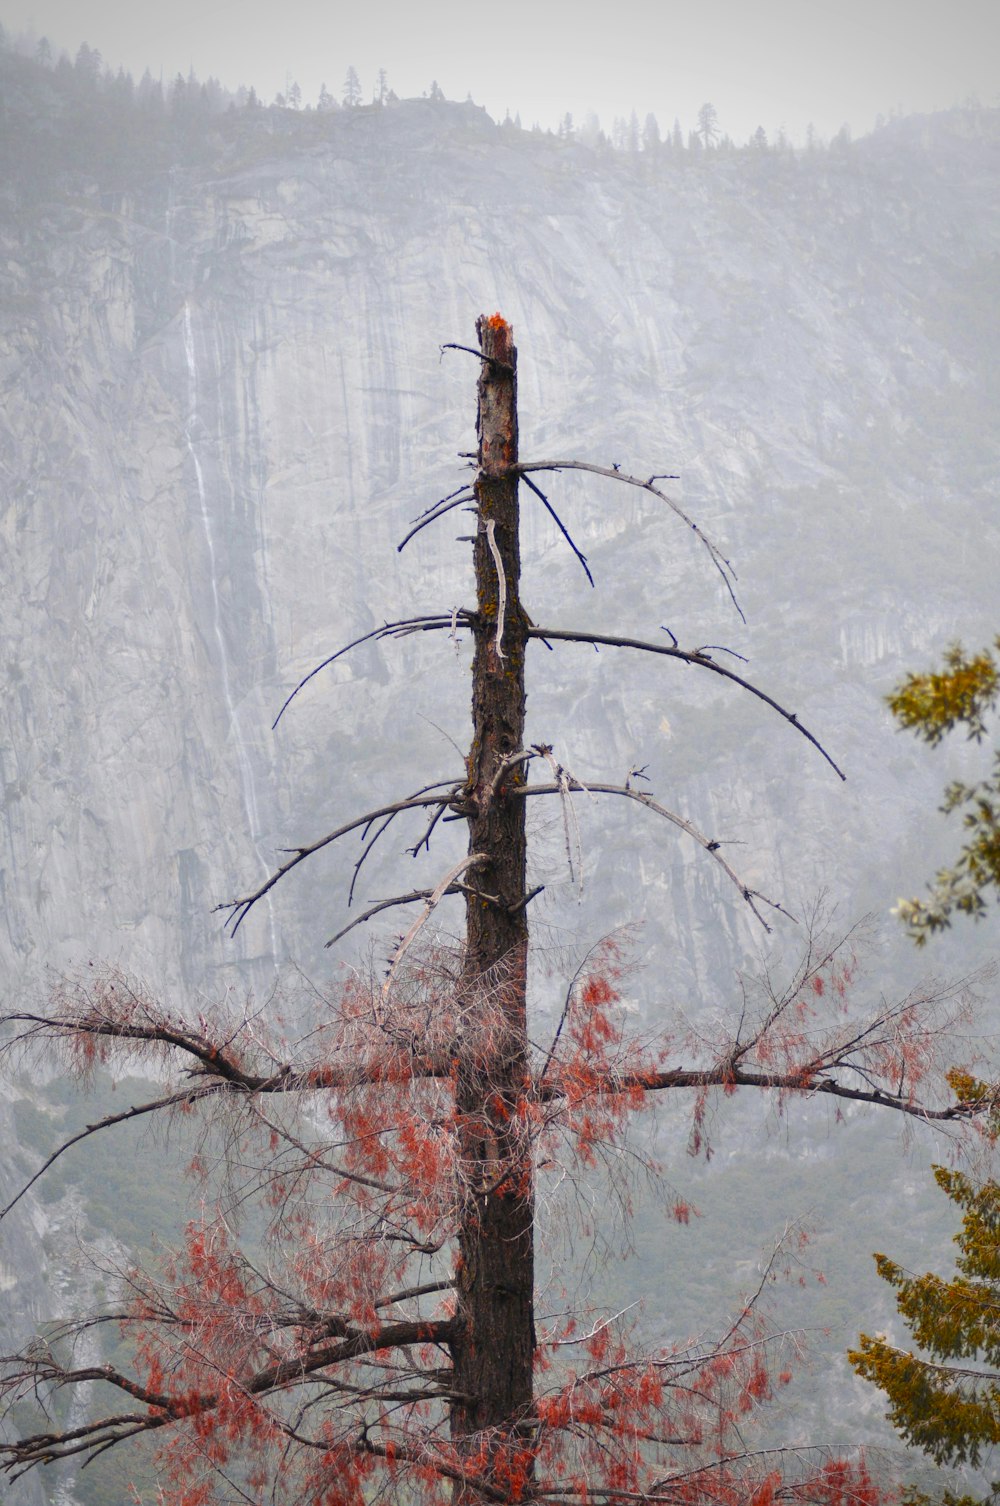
[2,39,999,1502]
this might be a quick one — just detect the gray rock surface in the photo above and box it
[2,69,999,1500]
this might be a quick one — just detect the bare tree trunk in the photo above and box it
[450,315,535,1496]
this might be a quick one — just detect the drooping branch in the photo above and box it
[347,777,466,904]
[397,487,476,552]
[527,626,845,780]
[514,779,794,931]
[517,459,744,621]
[272,614,473,728]
[0,1082,221,1219]
[520,472,594,587]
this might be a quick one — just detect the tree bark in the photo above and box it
[450,315,535,1496]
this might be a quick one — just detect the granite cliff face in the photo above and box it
[4,94,998,1004]
[2,57,1000,1499]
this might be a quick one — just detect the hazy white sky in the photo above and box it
[1,0,997,144]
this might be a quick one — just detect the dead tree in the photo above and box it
[0,315,990,1506]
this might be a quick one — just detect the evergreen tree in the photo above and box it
[73,41,102,89]
[851,1165,1000,1505]
[696,102,719,149]
[343,64,361,107]
[888,640,1000,942]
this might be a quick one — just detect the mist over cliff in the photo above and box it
[2,40,999,1502]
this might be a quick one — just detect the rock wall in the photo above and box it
[1,83,999,1500]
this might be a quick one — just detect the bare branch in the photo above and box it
[216,786,462,933]
[0,1084,214,1219]
[325,881,494,950]
[514,780,792,931]
[440,341,513,374]
[397,489,475,552]
[517,459,744,621]
[272,615,471,729]
[527,625,845,780]
[381,853,487,999]
[521,473,594,587]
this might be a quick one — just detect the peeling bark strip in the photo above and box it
[484,519,507,659]
[451,315,536,1498]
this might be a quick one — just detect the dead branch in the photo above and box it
[513,780,792,931]
[216,785,462,934]
[517,459,744,621]
[397,489,475,552]
[0,1083,218,1219]
[521,473,594,587]
[381,853,488,1000]
[615,1063,981,1123]
[484,518,507,659]
[440,341,513,374]
[325,882,496,950]
[272,614,472,728]
[407,797,450,858]
[0,1317,459,1474]
[527,625,845,780]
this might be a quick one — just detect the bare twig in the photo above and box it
[527,625,845,780]
[0,1085,216,1220]
[517,459,744,621]
[216,787,462,934]
[407,797,450,859]
[397,490,475,552]
[521,473,594,587]
[345,777,464,906]
[325,882,496,950]
[411,483,475,524]
[540,937,611,1085]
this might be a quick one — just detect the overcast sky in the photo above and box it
[1,0,997,144]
